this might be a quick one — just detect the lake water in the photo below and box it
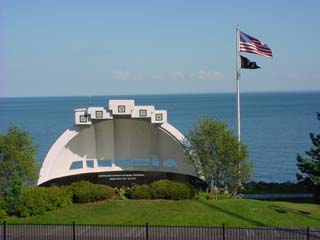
[1,91,319,182]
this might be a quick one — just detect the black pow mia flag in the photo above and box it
[240,55,260,69]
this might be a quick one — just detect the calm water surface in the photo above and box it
[1,92,319,182]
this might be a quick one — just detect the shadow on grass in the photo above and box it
[270,205,320,222]
[197,200,266,227]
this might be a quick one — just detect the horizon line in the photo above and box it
[1,89,320,99]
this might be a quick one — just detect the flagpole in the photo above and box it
[236,25,241,143]
[236,24,241,186]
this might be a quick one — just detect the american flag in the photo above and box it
[240,31,272,58]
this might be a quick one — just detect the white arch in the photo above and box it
[38,100,195,186]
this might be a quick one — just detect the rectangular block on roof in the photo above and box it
[74,109,92,125]
[109,100,135,115]
[87,107,112,120]
[131,106,155,118]
[151,110,167,124]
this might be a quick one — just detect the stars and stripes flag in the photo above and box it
[240,31,272,58]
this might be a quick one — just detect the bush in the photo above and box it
[0,195,6,219]
[46,186,73,208]
[17,186,72,217]
[193,191,214,200]
[0,209,6,219]
[150,180,194,200]
[114,187,129,200]
[3,180,24,216]
[70,181,114,203]
[126,184,151,199]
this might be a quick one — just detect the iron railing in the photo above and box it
[1,221,319,240]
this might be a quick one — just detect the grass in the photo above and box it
[5,199,320,227]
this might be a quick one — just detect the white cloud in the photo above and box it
[170,70,224,81]
[191,70,224,80]
[111,71,130,80]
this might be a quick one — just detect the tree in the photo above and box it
[0,126,37,213]
[187,117,252,195]
[296,112,320,200]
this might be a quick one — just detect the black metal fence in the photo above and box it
[1,221,319,240]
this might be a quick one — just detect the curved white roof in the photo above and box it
[38,99,194,186]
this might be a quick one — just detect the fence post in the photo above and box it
[222,223,225,240]
[3,221,6,240]
[307,227,310,240]
[145,222,149,240]
[73,221,76,240]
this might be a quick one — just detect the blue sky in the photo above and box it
[1,0,320,97]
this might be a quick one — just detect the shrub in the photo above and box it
[70,181,114,203]
[0,195,6,219]
[0,209,6,219]
[150,180,194,200]
[17,186,72,217]
[127,184,151,199]
[3,180,24,216]
[193,191,214,200]
[114,187,129,200]
[47,186,73,208]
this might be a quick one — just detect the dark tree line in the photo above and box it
[297,112,320,201]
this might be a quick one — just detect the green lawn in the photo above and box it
[6,199,320,227]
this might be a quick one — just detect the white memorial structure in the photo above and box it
[38,100,206,188]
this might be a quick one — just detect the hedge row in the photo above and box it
[0,195,6,219]
[2,181,115,217]
[18,186,73,217]
[1,180,194,218]
[69,181,114,203]
[126,184,151,199]
[126,180,195,200]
